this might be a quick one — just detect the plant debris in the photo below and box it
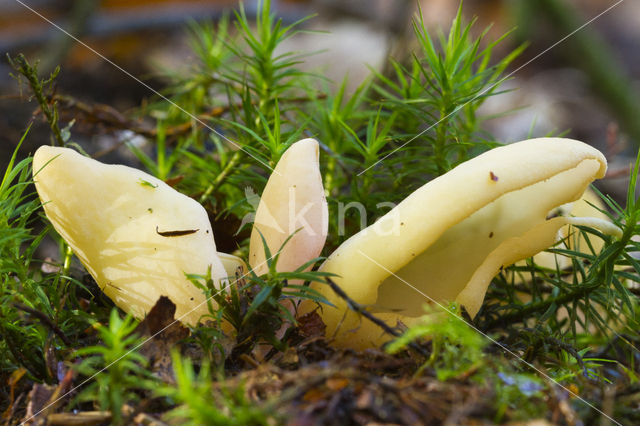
[155,226,199,237]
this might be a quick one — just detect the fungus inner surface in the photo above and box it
[374,159,601,317]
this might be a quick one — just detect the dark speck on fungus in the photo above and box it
[156,226,199,237]
[489,171,499,182]
[546,210,561,220]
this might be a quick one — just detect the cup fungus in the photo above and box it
[33,146,244,325]
[248,138,328,346]
[32,139,325,330]
[299,138,621,350]
[519,187,612,272]
[249,138,328,275]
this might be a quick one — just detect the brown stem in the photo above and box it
[324,277,429,357]
[13,303,72,346]
[8,54,65,146]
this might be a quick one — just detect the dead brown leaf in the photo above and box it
[134,296,190,383]
[296,309,326,339]
[22,368,74,425]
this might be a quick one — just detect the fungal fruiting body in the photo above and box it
[248,139,328,347]
[518,187,611,272]
[249,138,328,276]
[33,146,238,325]
[299,138,618,350]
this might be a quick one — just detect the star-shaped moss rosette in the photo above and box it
[298,138,621,350]
[32,138,327,328]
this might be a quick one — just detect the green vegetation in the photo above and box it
[155,352,275,425]
[2,0,639,423]
[73,310,156,425]
[188,231,333,352]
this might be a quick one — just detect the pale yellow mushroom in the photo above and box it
[299,138,620,350]
[249,138,328,276]
[248,138,328,351]
[518,187,610,272]
[510,188,615,331]
[219,251,249,279]
[33,146,244,325]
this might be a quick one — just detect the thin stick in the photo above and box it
[324,277,429,357]
[13,303,72,346]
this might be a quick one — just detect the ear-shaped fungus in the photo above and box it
[33,146,237,325]
[521,187,611,271]
[248,138,328,276]
[300,138,618,349]
[248,139,328,347]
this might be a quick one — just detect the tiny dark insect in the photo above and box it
[103,281,123,292]
[156,226,199,237]
[489,231,494,238]
[489,171,499,182]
